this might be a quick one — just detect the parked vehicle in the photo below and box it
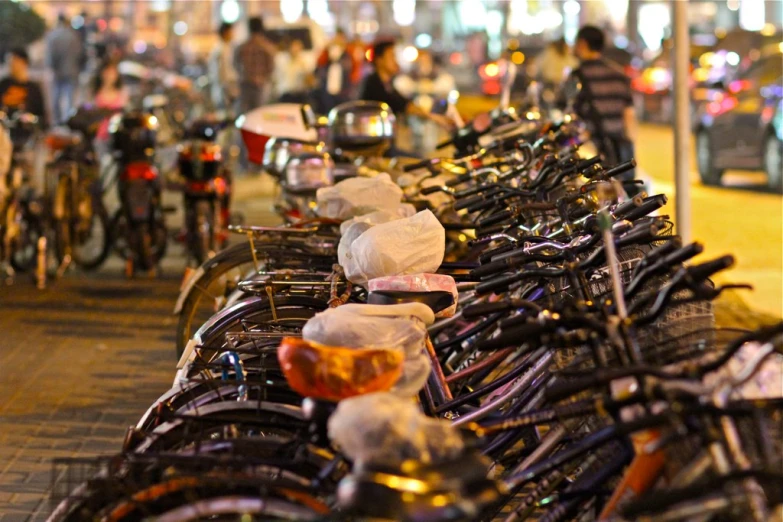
[108,112,168,276]
[0,110,46,283]
[695,46,782,191]
[177,119,233,265]
[49,95,783,522]
[45,106,114,273]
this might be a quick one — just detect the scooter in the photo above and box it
[177,119,233,265]
[109,112,168,277]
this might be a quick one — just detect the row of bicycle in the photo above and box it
[50,99,782,521]
[0,92,235,284]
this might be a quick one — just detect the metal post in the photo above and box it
[672,0,691,244]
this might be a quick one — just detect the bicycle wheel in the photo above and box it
[132,401,306,454]
[175,241,333,357]
[9,199,45,273]
[71,181,111,270]
[188,199,214,266]
[191,295,328,355]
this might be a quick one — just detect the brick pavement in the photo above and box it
[0,177,279,521]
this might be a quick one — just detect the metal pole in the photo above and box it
[672,0,691,244]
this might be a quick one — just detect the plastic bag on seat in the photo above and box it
[302,304,433,396]
[328,392,464,467]
[338,203,416,235]
[341,210,445,286]
[368,274,459,318]
[315,173,403,220]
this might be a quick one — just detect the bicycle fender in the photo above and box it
[173,265,206,314]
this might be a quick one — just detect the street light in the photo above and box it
[221,0,240,23]
[173,21,188,36]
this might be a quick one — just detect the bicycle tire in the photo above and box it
[175,242,332,357]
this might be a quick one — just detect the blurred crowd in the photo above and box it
[0,12,636,166]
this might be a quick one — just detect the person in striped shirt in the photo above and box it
[571,26,639,194]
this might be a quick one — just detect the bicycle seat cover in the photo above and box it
[278,338,403,401]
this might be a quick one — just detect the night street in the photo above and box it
[0,121,780,520]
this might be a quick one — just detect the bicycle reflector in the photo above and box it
[277,337,403,401]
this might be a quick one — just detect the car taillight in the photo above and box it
[121,162,158,181]
[186,180,212,193]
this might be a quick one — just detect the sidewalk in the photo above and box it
[0,175,278,521]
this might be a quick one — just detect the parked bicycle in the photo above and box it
[47,98,783,522]
[0,110,47,284]
[44,106,114,274]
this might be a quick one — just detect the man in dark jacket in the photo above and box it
[0,48,48,129]
[571,26,639,193]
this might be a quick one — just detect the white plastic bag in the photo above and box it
[368,274,458,318]
[338,203,416,235]
[337,221,372,281]
[302,304,433,396]
[328,392,464,466]
[315,173,403,220]
[342,210,445,285]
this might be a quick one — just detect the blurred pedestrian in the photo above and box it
[0,48,48,128]
[360,40,454,157]
[274,39,313,104]
[538,38,577,87]
[315,29,353,113]
[570,25,638,195]
[46,14,82,124]
[209,22,239,116]
[234,16,276,116]
[92,60,128,111]
[395,50,456,153]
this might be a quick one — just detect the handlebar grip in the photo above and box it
[467,197,501,214]
[643,237,682,264]
[477,210,513,229]
[474,222,511,237]
[622,194,668,222]
[476,321,549,351]
[420,185,444,196]
[445,172,473,187]
[470,258,514,279]
[475,273,521,296]
[544,375,603,402]
[478,243,515,264]
[602,159,637,180]
[475,220,515,238]
[453,194,486,211]
[616,224,658,247]
[436,138,454,150]
[611,196,643,220]
[461,301,515,320]
[686,255,735,282]
[577,155,602,172]
[455,185,487,198]
[661,242,704,268]
[403,159,434,172]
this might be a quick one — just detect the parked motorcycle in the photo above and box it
[177,119,232,265]
[108,112,167,277]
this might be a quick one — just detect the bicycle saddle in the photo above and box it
[338,451,501,520]
[368,290,455,315]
